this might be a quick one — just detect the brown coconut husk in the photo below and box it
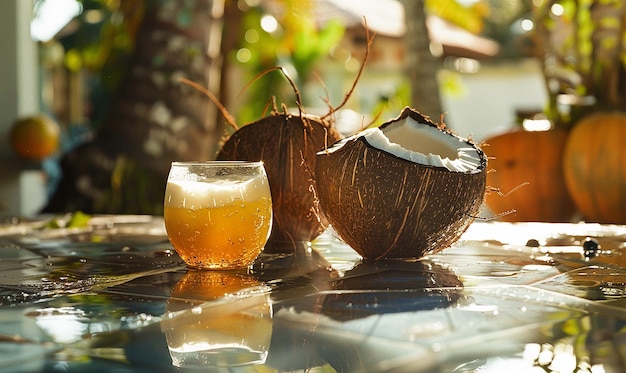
[315,107,487,260]
[217,111,343,250]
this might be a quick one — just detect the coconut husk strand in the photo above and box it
[217,111,343,251]
[315,107,487,260]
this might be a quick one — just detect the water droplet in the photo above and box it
[238,237,245,244]
[526,239,541,247]
[154,249,174,257]
[582,237,600,258]
[601,283,626,298]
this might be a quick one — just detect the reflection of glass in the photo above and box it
[164,161,272,270]
[162,271,273,368]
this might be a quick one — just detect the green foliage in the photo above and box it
[370,81,412,128]
[44,210,92,228]
[63,0,143,73]
[291,18,345,85]
[95,156,164,215]
[234,2,345,125]
[534,0,626,127]
[425,0,488,34]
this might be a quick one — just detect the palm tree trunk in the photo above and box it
[402,0,443,121]
[44,0,226,214]
[101,0,225,175]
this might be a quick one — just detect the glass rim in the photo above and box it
[171,160,264,167]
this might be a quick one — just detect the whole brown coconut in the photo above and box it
[315,107,487,261]
[217,111,343,250]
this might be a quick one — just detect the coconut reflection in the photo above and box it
[161,270,272,368]
[264,260,465,372]
[320,260,464,321]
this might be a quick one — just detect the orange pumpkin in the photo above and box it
[484,128,577,222]
[563,112,626,224]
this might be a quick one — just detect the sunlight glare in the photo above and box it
[520,18,534,31]
[237,48,252,63]
[551,3,564,16]
[31,0,82,42]
[260,15,278,33]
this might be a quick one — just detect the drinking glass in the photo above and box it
[164,161,272,270]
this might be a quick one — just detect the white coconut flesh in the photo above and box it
[325,117,482,173]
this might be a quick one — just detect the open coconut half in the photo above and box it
[315,107,487,260]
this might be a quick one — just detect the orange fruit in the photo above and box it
[9,115,61,160]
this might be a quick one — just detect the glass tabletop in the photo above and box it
[0,215,624,372]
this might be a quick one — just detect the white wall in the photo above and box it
[0,0,47,217]
[0,0,39,146]
[311,57,548,143]
[440,58,549,142]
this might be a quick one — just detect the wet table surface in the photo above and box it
[0,215,625,372]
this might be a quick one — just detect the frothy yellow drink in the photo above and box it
[164,173,272,269]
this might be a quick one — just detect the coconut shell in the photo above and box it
[315,107,487,260]
[217,112,343,250]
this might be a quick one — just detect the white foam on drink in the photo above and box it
[165,175,270,209]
